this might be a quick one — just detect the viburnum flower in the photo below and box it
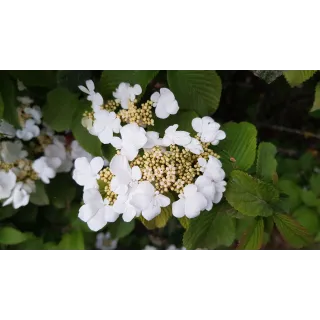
[0,120,16,138]
[79,188,119,231]
[17,96,34,105]
[16,119,40,141]
[32,156,61,184]
[72,157,104,190]
[95,232,118,250]
[198,156,225,182]
[130,181,170,221]
[78,80,103,112]
[0,140,28,163]
[195,175,216,211]
[213,180,227,204]
[110,155,141,195]
[24,106,42,124]
[17,80,27,91]
[44,138,73,173]
[172,184,207,218]
[111,123,147,161]
[161,124,191,147]
[113,83,142,109]
[92,110,121,144]
[144,131,163,150]
[0,170,16,200]
[2,181,34,209]
[150,88,179,119]
[192,116,226,145]
[70,140,93,161]
[184,138,204,155]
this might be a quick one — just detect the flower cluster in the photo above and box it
[0,81,94,209]
[73,80,227,231]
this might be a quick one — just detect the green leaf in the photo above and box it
[310,174,320,197]
[216,122,257,175]
[101,143,117,162]
[57,230,84,250]
[283,70,316,87]
[256,142,277,183]
[273,213,313,248]
[71,100,102,156]
[0,93,4,118]
[300,190,319,207]
[299,152,315,172]
[225,170,279,217]
[108,219,135,239]
[237,218,264,250]
[252,70,283,84]
[310,82,320,115]
[100,70,158,98]
[8,71,56,88]
[57,70,92,92]
[43,87,78,132]
[0,206,17,221]
[0,72,20,127]
[292,206,319,235]
[278,179,301,210]
[45,173,76,209]
[167,70,222,116]
[152,110,198,136]
[178,216,190,229]
[29,181,49,206]
[183,203,236,250]
[0,226,28,245]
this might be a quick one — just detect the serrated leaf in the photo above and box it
[140,205,172,230]
[0,226,28,245]
[0,72,20,127]
[100,70,158,98]
[29,181,49,206]
[237,217,264,250]
[283,70,317,87]
[278,179,301,210]
[71,100,102,156]
[183,203,236,250]
[167,70,222,116]
[216,122,257,175]
[273,213,313,248]
[57,230,84,250]
[108,219,135,239]
[43,87,78,132]
[9,70,56,88]
[252,71,283,84]
[256,142,277,183]
[225,170,279,217]
[292,206,319,235]
[178,216,190,229]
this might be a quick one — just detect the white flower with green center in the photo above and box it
[0,170,16,200]
[151,88,179,119]
[113,82,142,109]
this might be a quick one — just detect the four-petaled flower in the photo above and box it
[16,119,40,141]
[198,156,225,182]
[113,82,142,109]
[32,156,61,184]
[144,131,163,150]
[0,141,28,163]
[2,181,34,209]
[79,80,104,112]
[161,124,191,147]
[150,88,179,119]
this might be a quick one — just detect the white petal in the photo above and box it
[155,105,170,119]
[155,194,170,207]
[75,157,90,171]
[87,208,107,231]
[78,85,90,94]
[150,92,160,103]
[215,130,226,140]
[90,157,104,174]
[172,199,186,218]
[111,137,123,149]
[192,118,203,133]
[86,80,95,92]
[142,205,160,221]
[79,204,92,222]
[130,194,152,211]
[133,84,142,95]
[83,188,102,204]
[183,184,197,197]
[98,127,113,144]
[122,206,137,222]
[166,101,179,115]
[131,166,142,181]
[110,155,130,175]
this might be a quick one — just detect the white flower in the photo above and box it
[0,120,16,138]
[2,181,34,209]
[113,82,142,109]
[161,124,191,147]
[192,116,226,145]
[0,170,16,200]
[17,96,33,105]
[72,157,104,189]
[184,138,204,155]
[172,184,207,219]
[81,116,94,132]
[130,181,170,221]
[16,119,40,141]
[17,80,27,91]
[32,156,61,184]
[78,80,103,112]
[79,188,119,231]
[0,140,28,163]
[45,138,73,173]
[110,155,141,195]
[198,156,225,182]
[195,175,216,211]
[70,140,93,162]
[96,232,118,250]
[113,190,140,222]
[150,88,179,119]
[144,131,163,150]
[24,106,42,124]
[111,123,147,161]
[213,180,227,204]
[92,110,121,144]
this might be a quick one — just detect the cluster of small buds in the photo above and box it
[35,134,54,153]
[102,100,119,112]
[98,167,117,205]
[14,159,38,181]
[118,100,154,127]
